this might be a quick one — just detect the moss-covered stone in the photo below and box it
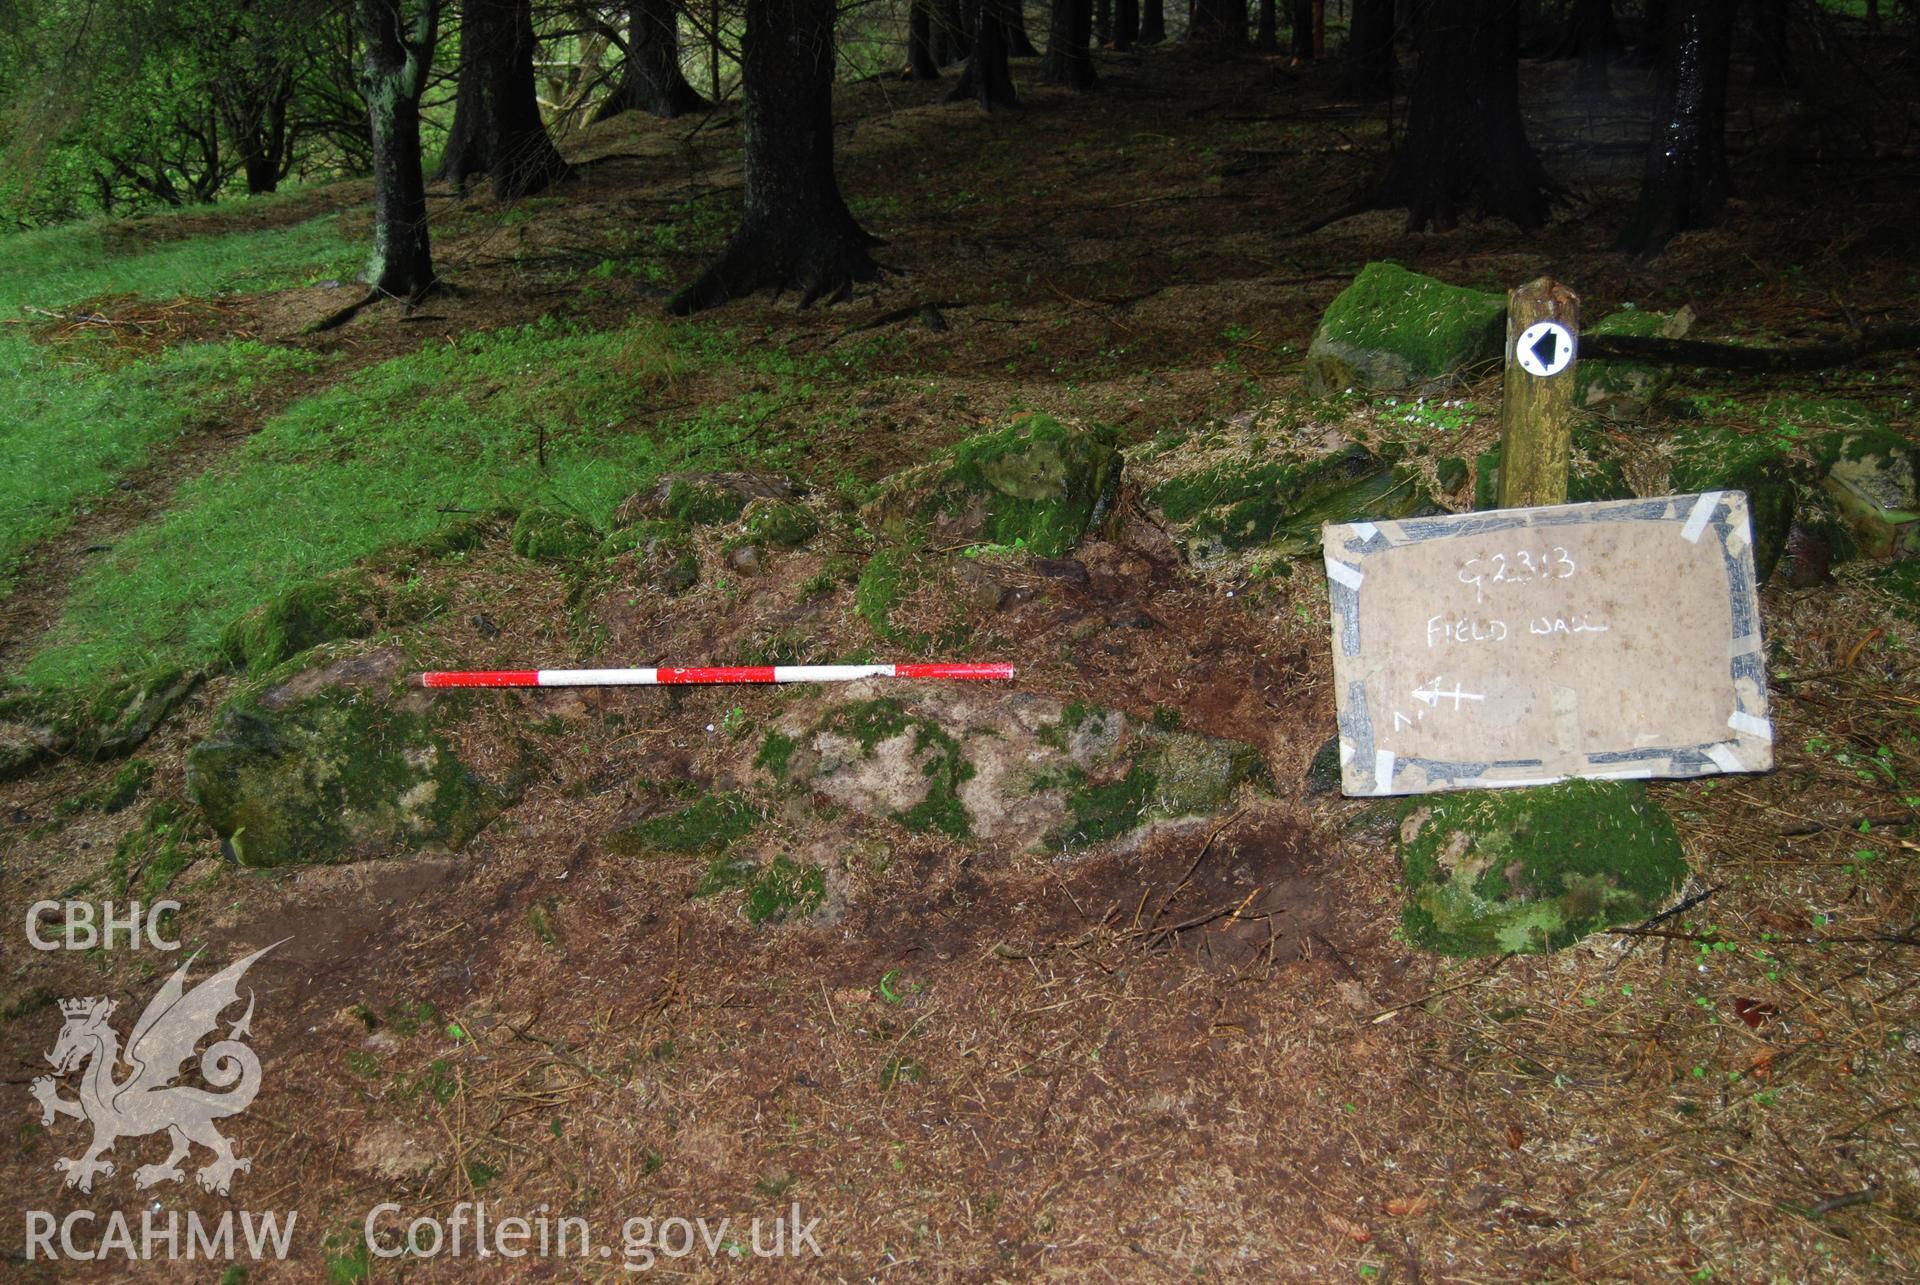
[510,509,600,562]
[760,689,1264,854]
[1304,262,1506,396]
[741,500,819,550]
[1398,781,1688,957]
[666,479,748,524]
[1154,444,1436,565]
[184,653,508,867]
[1814,428,1919,559]
[1049,725,1266,849]
[0,685,83,780]
[865,414,1123,557]
[606,793,759,856]
[1669,425,1800,582]
[219,573,379,672]
[1576,306,1690,413]
[817,698,975,838]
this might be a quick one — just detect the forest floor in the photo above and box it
[4,36,1920,1281]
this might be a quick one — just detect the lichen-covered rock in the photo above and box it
[614,472,798,528]
[1153,444,1436,565]
[1304,262,1506,397]
[1816,428,1919,559]
[219,572,379,672]
[1398,781,1688,957]
[864,413,1123,557]
[752,688,1266,853]
[1576,306,1692,414]
[510,508,600,562]
[1668,425,1799,583]
[185,649,510,867]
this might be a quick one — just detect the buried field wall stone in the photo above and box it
[757,687,1266,854]
[864,413,1124,557]
[1304,261,1506,397]
[1397,780,1688,957]
[185,650,510,867]
[1154,444,1436,565]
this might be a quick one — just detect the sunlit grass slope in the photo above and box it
[0,215,357,588]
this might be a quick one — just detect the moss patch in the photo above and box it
[741,855,826,924]
[755,729,797,782]
[1398,780,1688,957]
[607,793,759,856]
[510,509,600,562]
[219,572,380,673]
[741,500,819,550]
[1669,424,1801,582]
[855,548,916,644]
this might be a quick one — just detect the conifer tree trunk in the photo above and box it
[1008,0,1041,55]
[907,0,942,77]
[1289,0,1315,56]
[1256,0,1277,50]
[1140,0,1165,42]
[1342,0,1395,99]
[950,0,1019,106]
[357,0,439,297]
[1618,0,1732,251]
[1044,0,1097,87]
[1115,0,1139,49]
[1191,0,1247,41]
[669,0,879,312]
[1368,0,1552,230]
[437,0,570,198]
[595,0,711,119]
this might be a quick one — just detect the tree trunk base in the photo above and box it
[669,218,883,314]
[592,77,711,121]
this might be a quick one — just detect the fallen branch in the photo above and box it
[1581,322,1920,371]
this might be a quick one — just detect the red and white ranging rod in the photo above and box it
[415,662,1014,689]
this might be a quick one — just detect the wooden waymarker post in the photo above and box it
[1497,278,1580,510]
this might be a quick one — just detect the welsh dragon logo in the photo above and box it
[30,942,281,1196]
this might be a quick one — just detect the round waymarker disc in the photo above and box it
[1515,320,1576,377]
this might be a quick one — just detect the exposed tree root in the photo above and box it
[1583,323,1920,371]
[667,226,884,315]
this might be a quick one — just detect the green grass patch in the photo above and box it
[24,318,875,687]
[0,214,355,592]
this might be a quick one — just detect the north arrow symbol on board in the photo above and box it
[1412,678,1486,710]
